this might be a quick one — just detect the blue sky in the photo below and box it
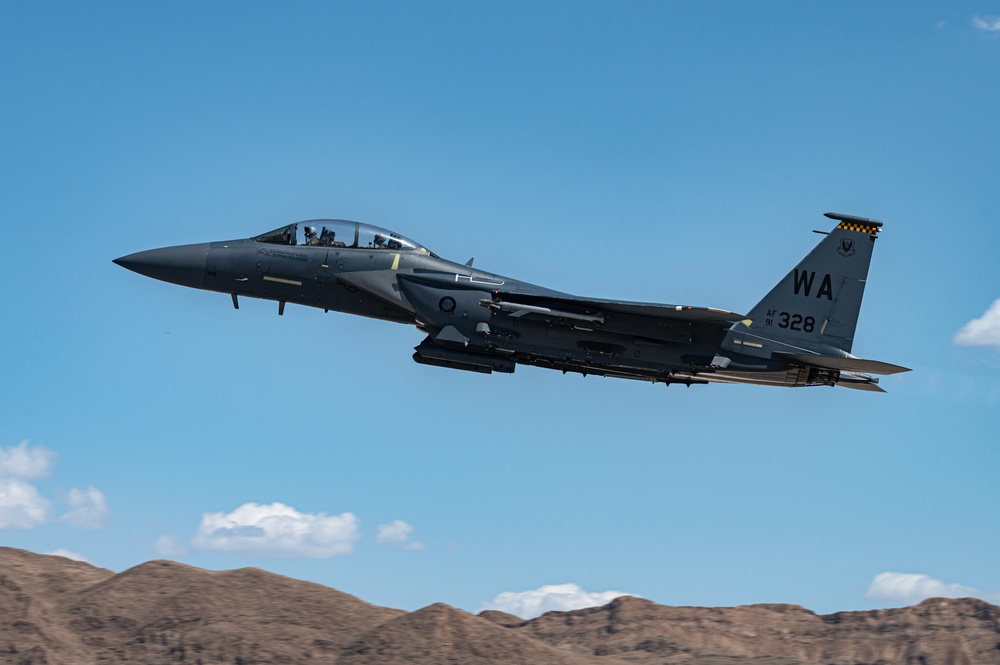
[2,2,999,617]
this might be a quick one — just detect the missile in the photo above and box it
[478,299,604,324]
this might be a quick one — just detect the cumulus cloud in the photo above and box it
[192,502,360,558]
[0,479,51,529]
[865,572,1000,604]
[0,441,106,531]
[973,16,1000,31]
[482,583,636,619]
[955,299,1000,349]
[60,485,109,529]
[376,519,426,550]
[0,440,56,479]
[0,442,54,528]
[47,549,94,564]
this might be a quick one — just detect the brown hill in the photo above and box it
[0,548,115,665]
[1,547,999,665]
[511,595,1000,664]
[0,547,401,664]
[60,559,405,663]
[340,602,611,665]
[478,609,525,628]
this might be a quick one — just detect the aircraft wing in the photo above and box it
[489,290,747,327]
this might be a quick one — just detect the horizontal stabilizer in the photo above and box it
[776,353,910,375]
[837,381,887,393]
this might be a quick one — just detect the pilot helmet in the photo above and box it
[305,225,317,237]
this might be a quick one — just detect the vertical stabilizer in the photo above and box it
[723,213,883,358]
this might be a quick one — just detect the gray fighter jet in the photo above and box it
[114,212,909,391]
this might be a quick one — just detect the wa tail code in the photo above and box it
[793,270,833,300]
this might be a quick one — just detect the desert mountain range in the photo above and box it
[0,547,996,664]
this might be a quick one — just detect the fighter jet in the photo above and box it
[114,212,909,391]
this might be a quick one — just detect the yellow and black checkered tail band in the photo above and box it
[836,221,881,235]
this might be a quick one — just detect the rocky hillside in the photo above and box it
[1,547,996,664]
[495,595,999,664]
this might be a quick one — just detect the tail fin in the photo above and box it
[723,213,882,358]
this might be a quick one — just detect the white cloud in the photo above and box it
[0,441,105,532]
[154,535,188,557]
[0,440,56,479]
[376,519,426,550]
[192,502,360,558]
[955,299,1000,349]
[865,571,1000,604]
[0,478,50,529]
[973,16,1000,31]
[0,442,54,529]
[482,583,636,619]
[46,549,93,564]
[60,485,109,529]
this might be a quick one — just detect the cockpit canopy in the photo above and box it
[253,220,435,256]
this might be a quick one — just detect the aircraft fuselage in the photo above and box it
[115,216,909,390]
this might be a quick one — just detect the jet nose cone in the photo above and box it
[113,243,211,288]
